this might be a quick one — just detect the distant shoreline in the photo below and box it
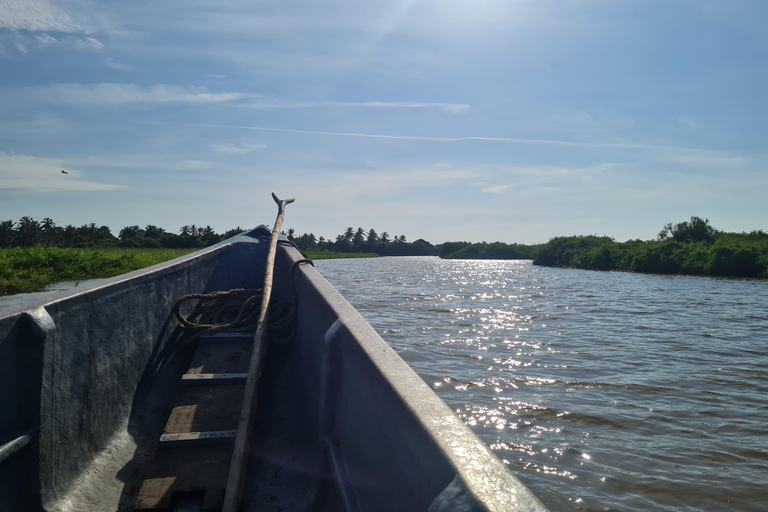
[302,250,379,260]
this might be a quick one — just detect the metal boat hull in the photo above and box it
[0,230,548,511]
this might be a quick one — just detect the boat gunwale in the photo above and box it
[282,244,549,512]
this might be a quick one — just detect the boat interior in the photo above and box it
[0,229,548,512]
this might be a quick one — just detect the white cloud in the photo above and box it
[278,163,473,208]
[0,152,125,192]
[65,155,212,171]
[2,31,105,55]
[72,36,103,50]
[34,34,58,47]
[5,83,249,107]
[670,155,749,167]
[481,184,511,194]
[211,143,267,155]
[0,0,109,55]
[0,0,99,34]
[240,101,469,112]
[103,57,133,71]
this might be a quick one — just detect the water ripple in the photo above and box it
[316,257,768,512]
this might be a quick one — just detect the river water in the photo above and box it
[314,256,768,512]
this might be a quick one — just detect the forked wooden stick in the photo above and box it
[223,192,295,512]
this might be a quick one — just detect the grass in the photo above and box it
[301,250,380,260]
[0,247,196,295]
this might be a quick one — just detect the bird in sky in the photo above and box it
[61,169,68,174]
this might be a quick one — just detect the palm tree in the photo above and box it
[353,227,365,248]
[119,225,143,240]
[0,220,15,248]
[97,226,114,240]
[145,225,166,238]
[17,216,41,247]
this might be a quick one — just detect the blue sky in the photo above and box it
[1,0,766,244]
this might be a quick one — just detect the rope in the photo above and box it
[278,239,299,250]
[172,288,295,344]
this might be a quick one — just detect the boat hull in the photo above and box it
[0,231,548,511]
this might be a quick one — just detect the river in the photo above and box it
[314,256,768,512]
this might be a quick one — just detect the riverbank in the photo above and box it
[437,219,768,279]
[532,234,768,278]
[0,247,195,295]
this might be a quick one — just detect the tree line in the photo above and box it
[0,217,435,255]
[0,216,246,249]
[3,216,765,278]
[285,227,436,256]
[531,217,768,277]
[436,217,767,278]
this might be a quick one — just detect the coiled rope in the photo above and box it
[172,288,295,344]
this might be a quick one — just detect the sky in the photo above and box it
[0,0,766,244]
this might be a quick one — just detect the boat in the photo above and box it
[0,222,549,511]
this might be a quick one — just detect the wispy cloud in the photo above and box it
[3,83,250,107]
[287,164,473,206]
[0,0,100,34]
[66,155,212,171]
[239,101,469,112]
[211,143,267,155]
[0,0,108,55]
[0,152,125,192]
[670,155,750,167]
[1,32,105,55]
[481,184,511,194]
[103,57,133,71]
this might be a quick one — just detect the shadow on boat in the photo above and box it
[111,308,342,511]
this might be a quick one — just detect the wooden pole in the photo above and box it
[223,193,295,512]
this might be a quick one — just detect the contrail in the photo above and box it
[164,122,702,153]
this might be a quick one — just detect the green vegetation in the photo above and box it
[439,241,538,260]
[2,216,764,294]
[531,218,768,278]
[0,247,195,295]
[437,217,767,279]
[0,216,246,250]
[286,227,436,256]
[301,250,379,260]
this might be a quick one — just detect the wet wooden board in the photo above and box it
[133,332,255,510]
[159,430,237,446]
[186,340,252,375]
[181,373,249,385]
[164,385,244,434]
[133,445,233,510]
